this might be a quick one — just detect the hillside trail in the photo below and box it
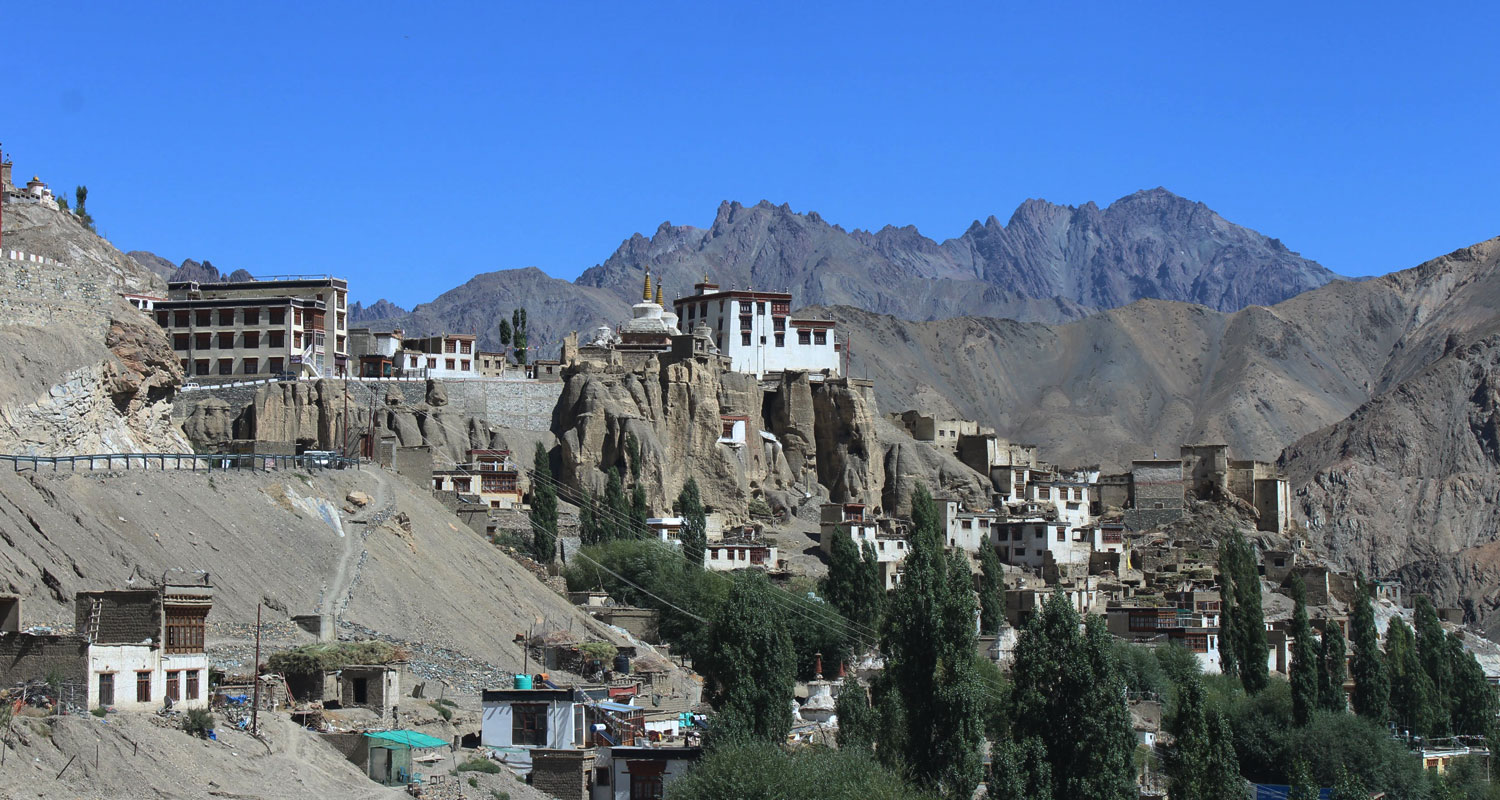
[319,467,394,617]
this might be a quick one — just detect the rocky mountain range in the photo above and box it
[349,188,1337,351]
[127,250,254,283]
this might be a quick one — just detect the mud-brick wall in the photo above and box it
[0,633,89,685]
[531,749,592,800]
[75,591,162,645]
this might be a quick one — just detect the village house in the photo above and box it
[153,276,350,379]
[1,159,60,210]
[347,327,404,378]
[670,277,839,378]
[477,350,508,377]
[820,502,908,590]
[399,333,479,378]
[430,449,523,510]
[704,529,781,573]
[593,745,702,800]
[936,497,1000,553]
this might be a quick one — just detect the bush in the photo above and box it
[457,757,501,774]
[266,640,405,674]
[747,498,773,518]
[90,707,107,718]
[184,708,215,738]
[467,776,479,788]
[578,641,618,661]
[429,701,453,721]
[666,742,936,800]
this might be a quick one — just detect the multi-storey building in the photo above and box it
[399,333,479,378]
[153,277,349,378]
[671,279,839,378]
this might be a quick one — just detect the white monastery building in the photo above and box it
[672,278,840,378]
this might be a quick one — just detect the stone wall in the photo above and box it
[0,633,89,686]
[0,250,109,333]
[531,749,593,800]
[75,591,162,645]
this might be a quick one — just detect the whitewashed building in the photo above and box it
[671,279,839,378]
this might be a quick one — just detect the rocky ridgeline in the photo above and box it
[552,354,988,518]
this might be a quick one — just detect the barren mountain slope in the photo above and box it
[3,203,164,295]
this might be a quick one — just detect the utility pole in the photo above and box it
[250,604,262,736]
[341,363,349,458]
[0,141,6,254]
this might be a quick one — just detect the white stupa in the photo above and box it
[619,271,681,340]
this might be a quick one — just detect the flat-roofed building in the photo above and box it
[154,276,349,378]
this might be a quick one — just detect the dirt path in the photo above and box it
[319,468,394,617]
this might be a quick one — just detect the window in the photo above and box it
[293,331,303,349]
[711,549,720,559]
[798,330,811,345]
[1056,527,1066,542]
[685,305,694,320]
[243,331,260,348]
[243,358,258,374]
[195,310,212,326]
[814,331,826,345]
[630,770,665,800]
[194,359,210,376]
[98,673,115,706]
[174,310,189,327]
[774,333,784,348]
[756,301,765,314]
[173,333,190,350]
[460,340,471,354]
[773,317,785,332]
[741,332,751,347]
[218,332,235,349]
[445,339,457,353]
[771,301,789,315]
[268,357,284,374]
[427,357,437,369]
[409,356,418,368]
[294,309,303,326]
[336,335,345,352]
[445,358,455,370]
[218,359,233,375]
[513,703,547,746]
[269,330,284,348]
[157,310,170,326]
[166,671,180,701]
[166,609,207,653]
[180,359,189,373]
[218,309,235,325]
[243,308,260,325]
[137,671,152,703]
[740,315,752,331]
[461,359,470,371]
[337,292,345,309]
[1015,548,1027,557]
[269,308,285,325]
[337,312,346,330]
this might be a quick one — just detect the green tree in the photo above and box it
[1287,758,1318,800]
[1218,558,1240,680]
[630,482,649,533]
[625,434,642,482]
[1329,764,1367,800]
[1318,619,1347,712]
[74,185,95,231]
[1010,591,1136,800]
[603,467,628,542]
[498,318,511,348]
[977,544,1005,635]
[1165,676,1244,800]
[1386,617,1441,736]
[665,742,937,800]
[676,478,706,570]
[700,573,795,745]
[1414,595,1453,734]
[1446,632,1498,737]
[577,488,600,546]
[1289,576,1319,726]
[876,484,985,798]
[821,526,883,652]
[835,681,877,752]
[1349,578,1388,721]
[1219,530,1268,693]
[511,308,529,365]
[989,737,1053,800]
[529,443,558,563]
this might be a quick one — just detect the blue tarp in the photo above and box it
[1252,785,1332,800]
[364,730,449,749]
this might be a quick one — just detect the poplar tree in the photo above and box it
[701,573,795,744]
[1288,758,1318,800]
[1289,576,1319,726]
[1330,765,1367,800]
[1387,617,1440,735]
[834,681,877,752]
[1219,530,1267,692]
[630,482,649,533]
[1349,578,1388,721]
[821,526,882,649]
[1010,591,1136,800]
[977,544,1005,635]
[578,488,600,546]
[676,478,706,570]
[1165,676,1244,800]
[990,737,1053,800]
[1414,595,1453,733]
[876,484,985,799]
[603,467,628,542]
[529,443,558,563]
[1447,633,1498,737]
[1319,618,1348,712]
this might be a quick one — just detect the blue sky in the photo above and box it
[5,2,1497,307]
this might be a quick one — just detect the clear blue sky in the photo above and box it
[5,2,1497,307]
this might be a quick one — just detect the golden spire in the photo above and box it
[655,282,663,305]
[643,270,652,301]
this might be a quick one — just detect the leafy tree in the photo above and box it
[1414,595,1453,734]
[603,467,629,542]
[1446,632,1498,737]
[665,742,938,800]
[1218,558,1240,680]
[577,488,600,546]
[625,434,642,482]
[1318,618,1347,712]
[835,681,877,752]
[529,443,558,563]
[1287,758,1318,800]
[1010,591,1136,800]
[990,737,1053,800]
[676,478,706,570]
[498,318,511,347]
[875,484,985,798]
[821,525,883,652]
[1219,530,1267,693]
[630,482,649,534]
[511,308,529,365]
[977,544,1005,635]
[1349,578,1388,721]
[1386,617,1441,736]
[700,573,795,745]
[1166,676,1244,800]
[1289,576,1319,726]
[1329,764,1367,800]
[74,185,95,231]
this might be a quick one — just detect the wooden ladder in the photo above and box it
[84,598,102,643]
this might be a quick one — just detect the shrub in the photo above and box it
[266,640,405,674]
[184,708,215,738]
[90,707,107,718]
[578,641,618,661]
[457,757,501,774]
[747,498,773,518]
[429,701,453,721]
[467,776,479,788]
[433,698,458,708]
[666,742,936,800]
